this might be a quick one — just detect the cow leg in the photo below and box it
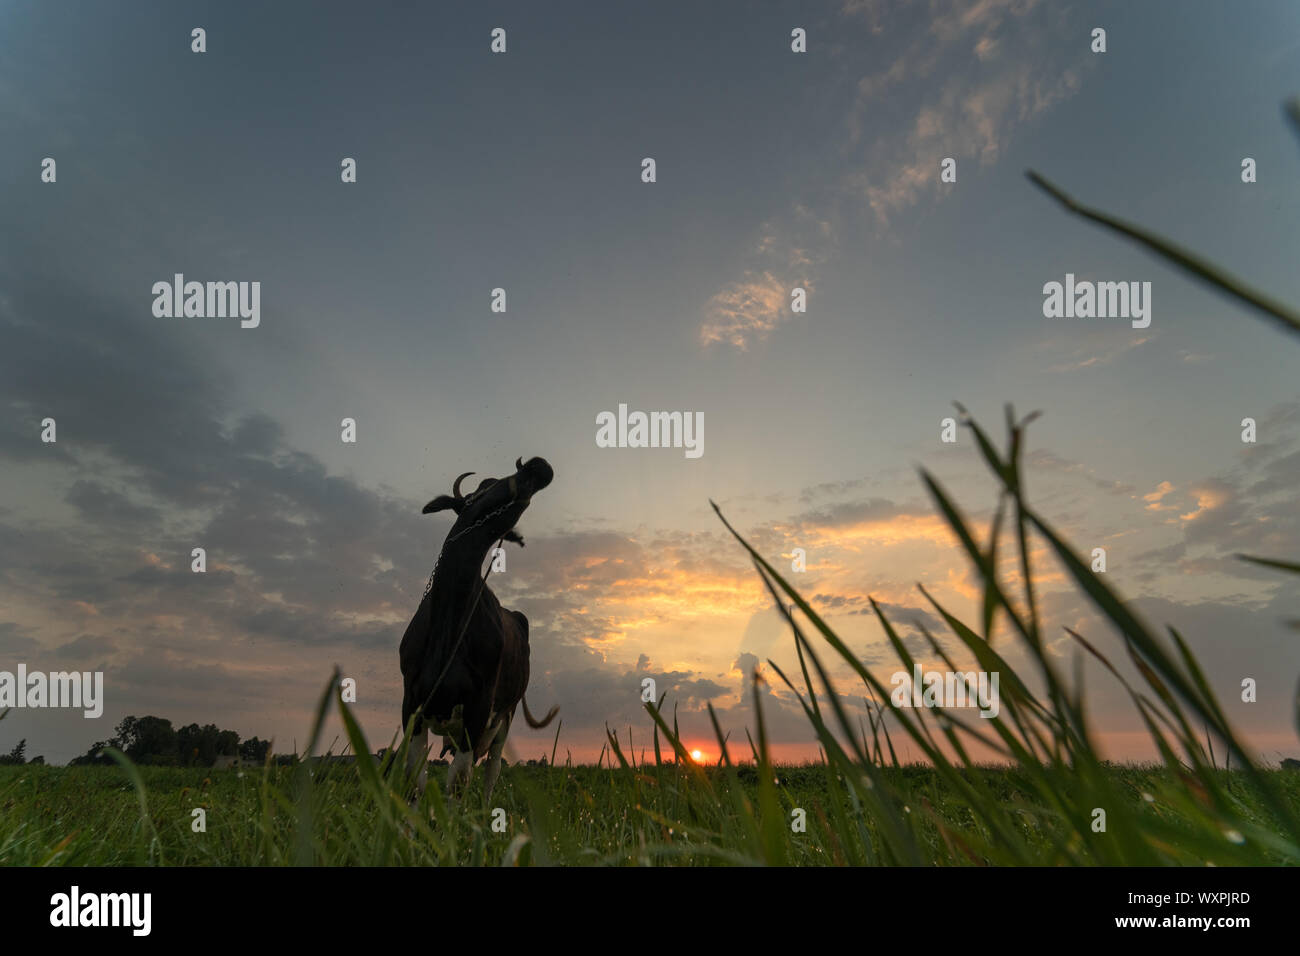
[482,717,511,804]
[447,749,473,801]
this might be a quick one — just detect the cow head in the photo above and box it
[422,457,553,551]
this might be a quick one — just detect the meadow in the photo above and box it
[1,755,1299,866]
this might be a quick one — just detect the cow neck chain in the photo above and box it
[421,496,517,600]
[413,480,520,729]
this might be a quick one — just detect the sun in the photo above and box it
[690,749,703,762]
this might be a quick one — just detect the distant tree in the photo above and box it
[175,723,240,766]
[114,715,177,762]
[239,736,271,764]
[176,723,210,765]
[70,739,115,765]
[175,723,199,765]
[0,739,26,765]
[65,715,265,767]
[215,729,239,758]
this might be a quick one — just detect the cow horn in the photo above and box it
[452,472,474,498]
[516,457,524,471]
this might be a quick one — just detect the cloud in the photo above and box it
[1105,401,1300,589]
[0,268,482,751]
[840,0,895,34]
[701,270,801,350]
[1143,480,1177,510]
[1045,334,1154,373]
[0,621,39,657]
[700,208,830,350]
[846,0,1086,225]
[52,633,117,659]
[701,0,1086,349]
[1178,482,1231,523]
[1247,447,1300,499]
[65,480,162,528]
[1025,449,1136,497]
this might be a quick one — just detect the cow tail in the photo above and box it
[521,696,559,729]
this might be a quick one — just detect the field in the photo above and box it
[2,760,1298,867]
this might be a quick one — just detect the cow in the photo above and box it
[400,456,559,803]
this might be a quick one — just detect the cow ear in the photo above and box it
[503,529,525,547]
[422,495,461,514]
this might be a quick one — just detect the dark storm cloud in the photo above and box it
[0,621,39,657]
[791,497,913,529]
[52,633,117,659]
[65,480,162,528]
[0,417,75,464]
[0,270,234,509]
[0,269,453,704]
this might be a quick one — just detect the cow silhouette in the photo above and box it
[400,457,558,802]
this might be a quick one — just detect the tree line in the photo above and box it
[0,739,42,765]
[64,715,273,767]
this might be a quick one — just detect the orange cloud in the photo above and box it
[1143,481,1176,510]
[1179,486,1229,522]
[801,512,951,549]
[700,270,805,349]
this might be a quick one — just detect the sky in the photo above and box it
[2,0,1299,765]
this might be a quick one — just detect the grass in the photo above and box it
[1,761,1297,866]
[3,99,1300,868]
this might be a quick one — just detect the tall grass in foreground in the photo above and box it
[612,96,1300,865]
[700,407,1300,864]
